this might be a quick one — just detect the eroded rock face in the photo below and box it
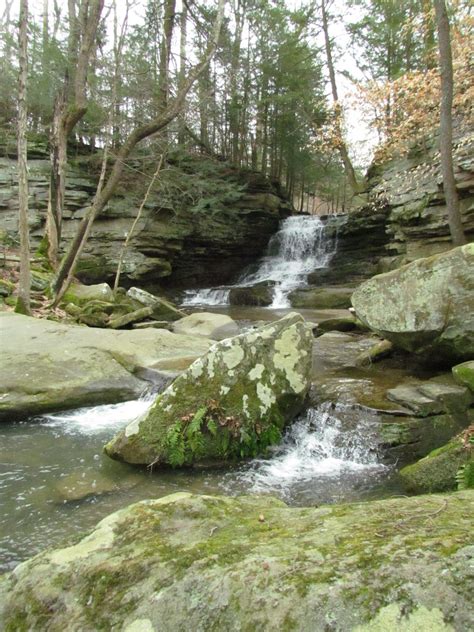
[351,243,474,363]
[0,313,211,420]
[104,313,313,466]
[0,491,472,631]
[0,151,292,289]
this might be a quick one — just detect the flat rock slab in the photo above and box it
[0,491,472,631]
[172,312,239,340]
[0,313,211,420]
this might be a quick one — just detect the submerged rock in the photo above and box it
[0,313,211,420]
[104,313,313,467]
[0,491,472,631]
[351,243,474,363]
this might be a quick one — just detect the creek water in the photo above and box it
[0,391,395,573]
[1,215,398,573]
[182,214,337,308]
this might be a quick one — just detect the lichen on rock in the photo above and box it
[104,313,313,467]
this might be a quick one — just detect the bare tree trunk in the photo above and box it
[16,0,31,315]
[52,0,226,302]
[177,2,188,146]
[114,157,163,291]
[158,0,177,110]
[433,0,466,246]
[321,0,362,195]
[45,0,104,267]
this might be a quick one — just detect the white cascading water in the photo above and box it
[222,403,386,502]
[182,215,336,308]
[38,393,156,435]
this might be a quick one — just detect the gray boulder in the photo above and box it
[104,313,313,466]
[172,312,239,340]
[0,491,472,631]
[351,243,474,362]
[0,313,211,420]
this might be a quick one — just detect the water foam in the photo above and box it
[181,215,337,308]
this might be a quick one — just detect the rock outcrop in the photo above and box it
[1,490,472,631]
[310,126,474,288]
[0,148,292,289]
[105,313,313,466]
[0,313,211,420]
[351,243,474,363]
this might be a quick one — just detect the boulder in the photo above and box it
[0,491,472,631]
[400,435,473,493]
[0,313,211,420]
[289,286,353,309]
[63,282,115,305]
[104,313,313,467]
[351,243,474,363]
[453,361,474,393]
[172,312,239,340]
[228,282,274,306]
[126,287,185,321]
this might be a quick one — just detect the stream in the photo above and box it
[1,214,402,573]
[0,390,398,573]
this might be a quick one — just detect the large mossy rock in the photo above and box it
[0,313,211,420]
[1,491,473,631]
[104,313,313,466]
[351,243,474,363]
[453,361,474,393]
[400,435,474,493]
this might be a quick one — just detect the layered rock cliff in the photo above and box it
[0,145,293,289]
[312,124,474,288]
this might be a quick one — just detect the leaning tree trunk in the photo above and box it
[433,0,466,246]
[15,0,31,316]
[45,0,104,267]
[52,0,226,303]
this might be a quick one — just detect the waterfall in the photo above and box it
[221,403,387,504]
[182,215,336,308]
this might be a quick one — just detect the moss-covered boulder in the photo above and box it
[0,491,472,631]
[126,287,185,321]
[453,361,474,393]
[351,243,474,363]
[63,282,115,306]
[400,433,474,493]
[104,313,313,467]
